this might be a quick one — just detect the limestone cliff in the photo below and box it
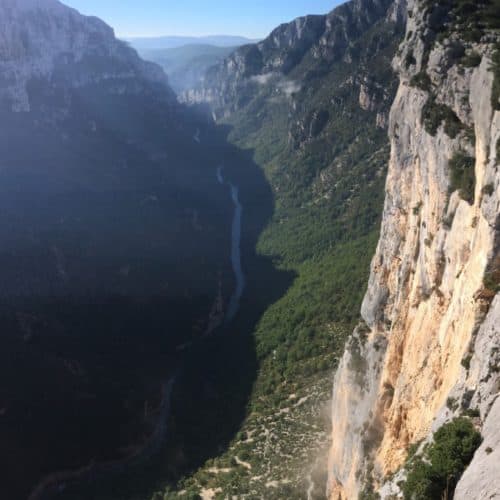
[0,0,175,113]
[328,0,500,498]
[181,0,399,118]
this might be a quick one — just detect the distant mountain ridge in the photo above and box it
[126,35,260,50]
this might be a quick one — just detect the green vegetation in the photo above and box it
[422,97,463,138]
[402,418,482,500]
[407,440,423,461]
[449,151,476,204]
[447,397,459,412]
[421,0,500,48]
[483,257,500,293]
[491,44,500,111]
[414,0,500,131]
[415,0,499,141]
[482,183,495,196]
[405,51,417,68]
[484,273,500,293]
[360,484,381,500]
[464,125,476,146]
[461,354,472,370]
[410,71,432,91]
[463,407,480,418]
[413,202,423,216]
[154,9,402,498]
[461,51,482,68]
[254,235,378,396]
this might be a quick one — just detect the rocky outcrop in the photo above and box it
[328,0,500,498]
[0,0,174,113]
[455,391,500,499]
[181,0,396,118]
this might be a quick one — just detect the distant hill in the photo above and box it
[138,44,237,94]
[125,35,259,50]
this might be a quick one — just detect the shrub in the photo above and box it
[447,397,459,411]
[359,487,381,500]
[461,354,472,370]
[491,44,500,111]
[482,183,494,196]
[407,440,423,461]
[463,407,480,418]
[465,126,476,146]
[405,51,417,68]
[461,51,482,68]
[403,457,437,499]
[484,0,500,30]
[413,201,423,215]
[449,151,476,204]
[410,72,432,91]
[443,111,464,138]
[403,418,482,500]
[422,98,443,136]
[483,268,500,293]
[422,97,463,138]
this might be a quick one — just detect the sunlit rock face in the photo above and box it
[328,0,500,498]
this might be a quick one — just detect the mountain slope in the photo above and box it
[0,0,174,112]
[328,0,500,498]
[158,0,407,497]
[0,1,239,498]
[0,0,231,299]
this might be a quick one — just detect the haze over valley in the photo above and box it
[0,0,499,499]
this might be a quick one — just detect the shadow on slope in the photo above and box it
[43,120,294,500]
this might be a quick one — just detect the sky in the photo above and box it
[62,0,344,39]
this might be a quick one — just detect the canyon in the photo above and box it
[0,0,498,499]
[180,0,500,498]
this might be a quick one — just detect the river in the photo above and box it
[30,163,246,500]
[216,166,245,322]
[29,378,176,500]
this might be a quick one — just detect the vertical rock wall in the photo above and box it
[328,0,500,497]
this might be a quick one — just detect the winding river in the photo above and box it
[30,163,246,500]
[217,166,246,322]
[29,378,176,500]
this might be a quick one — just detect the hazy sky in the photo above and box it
[62,0,343,38]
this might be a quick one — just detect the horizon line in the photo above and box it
[118,33,265,40]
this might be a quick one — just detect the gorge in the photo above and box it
[0,0,499,499]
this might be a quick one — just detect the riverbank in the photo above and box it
[33,157,249,500]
